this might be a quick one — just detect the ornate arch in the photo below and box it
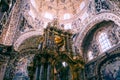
[13,30,43,51]
[75,12,120,54]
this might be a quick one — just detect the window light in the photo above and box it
[44,12,53,20]
[80,1,85,10]
[28,10,35,18]
[62,62,68,67]
[64,13,71,20]
[30,0,36,8]
[88,51,93,60]
[98,32,111,52]
[43,22,48,28]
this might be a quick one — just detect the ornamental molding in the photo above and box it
[13,30,43,51]
[2,1,21,45]
[75,12,120,53]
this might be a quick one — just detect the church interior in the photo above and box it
[0,0,120,80]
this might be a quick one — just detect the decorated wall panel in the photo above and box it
[85,45,120,80]
[100,56,120,80]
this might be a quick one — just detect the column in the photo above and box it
[39,65,44,80]
[35,66,38,80]
[47,64,51,80]
[0,63,7,80]
[44,64,47,80]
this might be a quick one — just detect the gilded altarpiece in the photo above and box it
[28,20,85,80]
[9,20,84,80]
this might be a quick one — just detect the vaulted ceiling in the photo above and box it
[30,0,86,21]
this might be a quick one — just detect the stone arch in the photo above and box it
[13,30,43,51]
[75,12,120,54]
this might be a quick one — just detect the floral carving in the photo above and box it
[108,29,118,45]
[90,41,100,58]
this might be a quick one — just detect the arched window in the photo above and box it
[44,12,53,20]
[98,32,111,52]
[63,13,70,20]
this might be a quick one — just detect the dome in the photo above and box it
[30,0,86,21]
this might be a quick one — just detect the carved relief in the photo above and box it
[2,0,21,45]
[13,58,30,80]
[107,28,119,45]
[34,18,44,29]
[107,23,120,45]
[109,0,120,8]
[100,55,120,80]
[21,0,30,12]
[88,1,92,12]
[88,1,95,14]
[90,41,99,58]
[72,18,81,29]
[95,0,110,12]
[11,54,35,80]
[24,3,30,11]
[0,24,2,35]
[85,62,97,79]
[114,25,120,40]
[76,12,120,53]
[19,16,33,33]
